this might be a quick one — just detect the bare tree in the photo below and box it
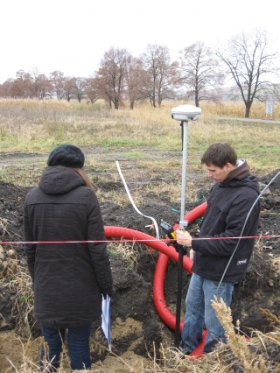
[30,68,42,98]
[64,77,76,102]
[124,56,146,109]
[36,73,53,99]
[84,76,99,104]
[271,83,280,102]
[72,77,86,102]
[0,79,14,97]
[7,69,52,99]
[96,47,129,109]
[50,70,66,100]
[217,29,279,117]
[11,70,33,98]
[140,44,179,107]
[180,41,224,107]
[28,68,52,99]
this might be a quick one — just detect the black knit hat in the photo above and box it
[47,144,85,168]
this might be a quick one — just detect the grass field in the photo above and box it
[0,99,279,188]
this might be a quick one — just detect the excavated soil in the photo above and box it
[0,152,280,370]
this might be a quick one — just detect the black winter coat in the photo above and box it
[24,166,113,328]
[192,161,260,283]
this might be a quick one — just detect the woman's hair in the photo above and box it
[201,142,237,168]
[72,168,94,190]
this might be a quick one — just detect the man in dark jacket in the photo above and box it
[176,142,260,354]
[24,144,113,371]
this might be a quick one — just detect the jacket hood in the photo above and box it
[221,159,259,193]
[228,158,249,180]
[39,166,85,195]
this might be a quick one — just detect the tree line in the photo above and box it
[0,29,279,117]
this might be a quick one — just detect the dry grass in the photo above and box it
[200,101,280,119]
[0,99,280,176]
[3,264,34,339]
[109,241,139,268]
[95,180,196,208]
[3,262,280,372]
[211,298,270,373]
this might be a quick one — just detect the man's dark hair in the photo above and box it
[201,142,237,168]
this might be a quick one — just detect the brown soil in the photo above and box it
[0,152,280,371]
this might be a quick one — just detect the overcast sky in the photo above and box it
[0,0,279,84]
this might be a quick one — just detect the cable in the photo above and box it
[116,160,160,239]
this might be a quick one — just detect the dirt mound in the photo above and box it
[0,171,280,367]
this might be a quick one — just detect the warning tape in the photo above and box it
[0,235,279,246]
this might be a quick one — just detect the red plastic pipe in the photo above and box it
[104,202,208,356]
[153,202,208,357]
[153,202,207,329]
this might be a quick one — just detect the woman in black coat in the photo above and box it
[24,144,113,371]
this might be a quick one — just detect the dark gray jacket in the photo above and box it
[24,166,113,328]
[192,160,260,283]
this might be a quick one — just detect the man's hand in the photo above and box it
[189,249,194,261]
[175,229,193,248]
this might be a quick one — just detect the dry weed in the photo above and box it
[212,297,270,372]
[4,336,72,373]
[0,217,9,235]
[109,241,139,268]
[136,179,197,205]
[96,188,134,207]
[256,309,280,351]
[200,101,280,119]
[6,265,34,338]
[259,309,280,328]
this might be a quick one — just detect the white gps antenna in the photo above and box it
[171,105,201,230]
[171,104,201,122]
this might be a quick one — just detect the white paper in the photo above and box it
[101,294,111,351]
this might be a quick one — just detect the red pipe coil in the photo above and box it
[104,201,208,357]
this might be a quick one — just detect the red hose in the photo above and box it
[154,203,208,357]
[104,202,208,357]
[104,226,191,262]
[153,203,208,329]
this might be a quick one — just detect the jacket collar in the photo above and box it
[225,159,250,182]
